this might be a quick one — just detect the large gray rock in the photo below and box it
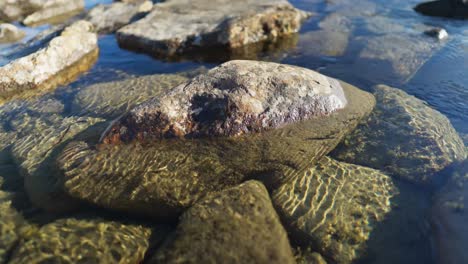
[0,23,25,43]
[56,61,375,220]
[0,0,84,24]
[86,1,152,34]
[22,0,84,26]
[151,181,295,264]
[9,217,155,264]
[71,73,188,118]
[0,20,98,101]
[332,85,467,185]
[116,0,311,59]
[273,157,396,264]
[432,160,468,264]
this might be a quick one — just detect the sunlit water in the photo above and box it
[0,0,466,263]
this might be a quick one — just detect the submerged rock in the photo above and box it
[151,181,295,264]
[22,0,84,27]
[273,157,396,264]
[0,23,25,43]
[57,61,375,220]
[415,0,468,19]
[9,217,154,264]
[86,1,153,34]
[71,73,188,118]
[0,20,98,101]
[116,0,311,59]
[424,27,449,40]
[432,160,468,264]
[332,85,466,185]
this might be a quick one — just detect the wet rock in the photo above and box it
[86,1,153,34]
[332,85,467,185]
[415,0,468,19]
[116,0,311,59]
[424,27,449,40]
[295,250,327,264]
[318,13,353,33]
[22,0,84,27]
[297,30,349,57]
[151,181,295,264]
[432,160,468,264]
[56,61,375,220]
[11,115,105,212]
[0,23,25,43]
[355,34,444,83]
[101,60,348,142]
[273,157,396,264]
[9,217,154,264]
[71,73,188,118]
[0,20,98,101]
[364,16,406,35]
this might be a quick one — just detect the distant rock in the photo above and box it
[86,1,153,34]
[273,157,396,264]
[22,0,84,27]
[116,0,311,59]
[0,23,25,43]
[0,0,84,24]
[9,217,155,264]
[424,27,449,40]
[332,85,467,185]
[0,20,98,101]
[56,61,375,220]
[415,0,468,19]
[151,181,296,264]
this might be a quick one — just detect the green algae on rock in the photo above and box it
[151,181,295,264]
[9,217,154,264]
[332,85,467,185]
[71,73,189,118]
[272,157,396,264]
[55,61,375,220]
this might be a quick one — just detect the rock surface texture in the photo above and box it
[332,85,466,185]
[22,0,84,26]
[273,157,396,264]
[9,217,153,264]
[56,60,375,220]
[86,1,153,33]
[0,23,25,43]
[151,181,296,264]
[0,0,84,24]
[116,0,311,59]
[0,20,98,100]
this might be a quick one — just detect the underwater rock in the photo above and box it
[101,60,348,142]
[11,115,105,213]
[272,157,396,264]
[56,61,375,220]
[296,251,327,264]
[9,217,155,264]
[415,0,468,19]
[116,0,311,59]
[0,23,25,43]
[86,1,153,34]
[71,73,188,118]
[432,160,468,264]
[297,30,349,57]
[22,0,84,27]
[356,34,444,82]
[332,85,467,185]
[151,181,295,264]
[0,20,98,101]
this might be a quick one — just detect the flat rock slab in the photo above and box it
[332,85,467,185]
[432,160,468,264]
[86,1,153,33]
[22,0,84,27]
[0,20,98,101]
[0,0,84,24]
[273,157,396,264]
[151,181,295,264]
[116,0,310,59]
[9,217,154,264]
[55,61,375,220]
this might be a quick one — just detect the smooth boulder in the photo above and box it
[56,60,375,220]
[0,20,98,101]
[332,85,467,185]
[116,0,311,59]
[273,157,396,264]
[151,181,295,264]
[0,23,25,43]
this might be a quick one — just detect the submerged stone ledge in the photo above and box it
[116,0,311,59]
[0,20,98,102]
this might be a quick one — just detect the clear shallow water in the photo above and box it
[0,0,466,263]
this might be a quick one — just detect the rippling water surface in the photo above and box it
[0,0,466,263]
